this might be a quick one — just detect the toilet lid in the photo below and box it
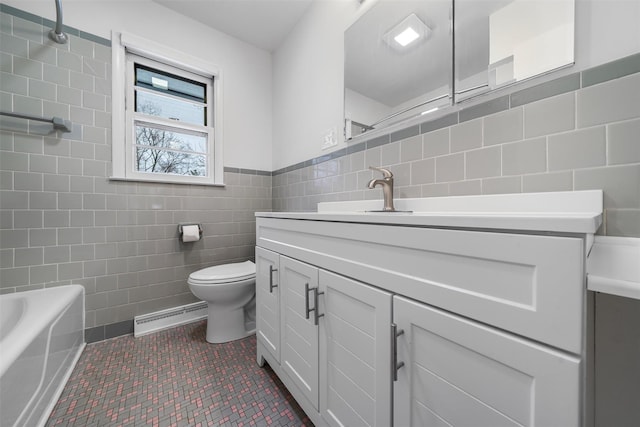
[189,260,255,284]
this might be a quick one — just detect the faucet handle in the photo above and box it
[369,166,393,178]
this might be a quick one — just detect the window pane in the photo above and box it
[135,123,207,153]
[136,90,206,126]
[135,64,206,102]
[136,147,207,176]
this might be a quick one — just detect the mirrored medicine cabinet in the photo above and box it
[345,0,575,139]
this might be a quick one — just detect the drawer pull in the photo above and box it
[391,323,405,382]
[269,265,278,293]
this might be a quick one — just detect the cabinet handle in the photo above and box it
[391,323,405,382]
[304,284,324,326]
[305,283,312,319]
[313,287,324,326]
[269,265,278,293]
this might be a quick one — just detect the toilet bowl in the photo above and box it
[187,260,256,344]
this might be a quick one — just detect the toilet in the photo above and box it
[187,260,256,344]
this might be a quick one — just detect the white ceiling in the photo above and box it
[153,0,314,52]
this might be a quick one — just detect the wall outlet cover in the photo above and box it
[321,127,338,150]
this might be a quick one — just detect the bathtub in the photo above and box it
[0,285,85,427]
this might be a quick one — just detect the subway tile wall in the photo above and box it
[273,57,640,238]
[0,7,272,338]
[1,5,639,341]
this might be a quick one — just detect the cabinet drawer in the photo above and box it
[257,218,585,353]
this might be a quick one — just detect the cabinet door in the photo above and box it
[393,296,581,427]
[319,270,392,427]
[256,247,280,362]
[280,256,320,409]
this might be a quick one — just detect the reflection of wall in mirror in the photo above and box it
[345,88,392,130]
[346,86,452,134]
[346,82,451,132]
[489,0,575,85]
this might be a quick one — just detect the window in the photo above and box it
[112,32,223,185]
[128,56,211,178]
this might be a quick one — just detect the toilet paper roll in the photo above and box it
[181,225,201,243]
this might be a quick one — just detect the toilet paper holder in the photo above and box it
[178,224,203,240]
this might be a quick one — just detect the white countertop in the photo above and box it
[588,236,640,300]
[257,190,604,234]
[259,190,640,300]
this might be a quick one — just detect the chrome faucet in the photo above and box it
[367,166,396,211]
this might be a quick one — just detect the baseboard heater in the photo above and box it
[134,301,207,337]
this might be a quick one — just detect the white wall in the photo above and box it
[6,0,273,171]
[272,0,362,171]
[272,0,640,170]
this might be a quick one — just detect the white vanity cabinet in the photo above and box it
[255,190,603,427]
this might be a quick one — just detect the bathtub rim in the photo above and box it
[0,284,85,427]
[0,285,85,379]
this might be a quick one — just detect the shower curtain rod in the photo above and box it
[0,111,72,132]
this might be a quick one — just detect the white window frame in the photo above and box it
[111,31,224,186]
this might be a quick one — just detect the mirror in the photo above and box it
[344,0,453,139]
[454,0,575,101]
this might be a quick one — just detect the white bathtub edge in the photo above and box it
[35,342,86,427]
[0,285,85,427]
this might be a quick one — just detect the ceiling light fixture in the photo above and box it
[383,13,431,50]
[394,27,420,47]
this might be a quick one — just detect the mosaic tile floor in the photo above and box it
[47,321,312,426]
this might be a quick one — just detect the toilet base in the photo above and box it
[205,305,255,344]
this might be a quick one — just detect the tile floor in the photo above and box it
[47,321,312,426]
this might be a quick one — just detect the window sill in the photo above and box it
[109,176,226,187]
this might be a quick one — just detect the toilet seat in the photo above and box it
[188,260,256,285]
